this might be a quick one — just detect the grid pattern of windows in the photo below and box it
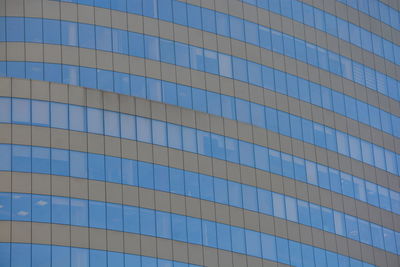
[0,144,399,254]
[0,193,381,266]
[2,16,400,137]
[0,243,202,267]
[1,97,400,200]
[241,0,400,65]
[3,57,400,141]
[1,0,399,266]
[337,0,400,30]
[1,15,399,103]
[52,0,400,67]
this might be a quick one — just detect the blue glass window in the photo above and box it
[79,24,95,49]
[129,32,144,57]
[105,156,121,183]
[239,141,254,167]
[11,243,30,267]
[200,174,214,202]
[124,206,139,233]
[216,13,230,36]
[172,214,187,242]
[158,0,172,21]
[87,108,103,134]
[70,151,87,178]
[122,159,137,186]
[138,161,154,189]
[88,154,105,181]
[12,194,31,221]
[89,201,106,228]
[26,62,44,80]
[187,217,202,245]
[156,211,171,239]
[90,250,106,267]
[32,100,49,126]
[32,244,51,267]
[25,18,43,43]
[177,85,192,109]
[190,47,204,71]
[232,57,248,82]
[69,105,86,131]
[187,4,202,29]
[71,248,89,267]
[182,127,197,153]
[7,17,24,42]
[243,185,258,212]
[51,149,69,176]
[261,235,277,261]
[52,196,70,224]
[12,99,30,124]
[137,117,152,143]
[32,195,50,222]
[61,21,78,46]
[160,39,175,64]
[12,145,31,172]
[71,199,88,227]
[204,50,219,75]
[257,189,272,215]
[167,124,182,150]
[218,54,232,78]
[170,168,184,195]
[96,26,112,51]
[185,171,199,198]
[52,246,70,267]
[143,0,158,18]
[145,35,160,60]
[175,43,190,68]
[43,19,61,44]
[107,203,123,231]
[202,8,216,33]
[140,208,156,236]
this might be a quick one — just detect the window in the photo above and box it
[124,206,139,233]
[107,203,123,231]
[97,69,114,92]
[70,151,87,178]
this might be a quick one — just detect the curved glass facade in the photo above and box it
[0,0,399,266]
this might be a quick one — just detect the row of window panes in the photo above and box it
[2,69,399,177]
[0,59,400,157]
[1,96,399,213]
[52,0,400,71]
[0,193,378,266]
[2,16,400,106]
[0,142,399,253]
[241,0,400,65]
[0,243,202,267]
[337,0,400,30]
[2,16,399,138]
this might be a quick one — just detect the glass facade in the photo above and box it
[0,0,399,266]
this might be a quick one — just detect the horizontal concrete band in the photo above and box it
[4,57,400,158]
[0,242,202,267]
[1,86,398,192]
[3,15,400,127]
[0,204,390,265]
[1,169,398,235]
[44,0,400,70]
[4,33,400,118]
[328,0,400,31]
[0,222,291,267]
[1,115,397,201]
[3,52,400,149]
[4,80,395,203]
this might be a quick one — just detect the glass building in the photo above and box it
[0,0,399,266]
